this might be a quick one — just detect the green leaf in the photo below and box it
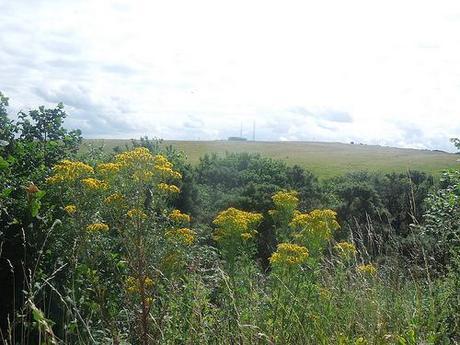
[0,156,9,170]
[1,188,12,198]
[30,199,41,217]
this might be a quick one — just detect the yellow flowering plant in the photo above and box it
[290,209,340,258]
[356,263,378,276]
[212,207,263,274]
[269,243,309,268]
[269,190,299,240]
[168,209,191,224]
[46,146,186,343]
[334,241,357,261]
[64,204,77,215]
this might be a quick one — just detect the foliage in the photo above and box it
[418,169,460,269]
[0,93,82,335]
[2,91,460,344]
[451,137,460,152]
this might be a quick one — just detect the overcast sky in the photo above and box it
[1,0,460,151]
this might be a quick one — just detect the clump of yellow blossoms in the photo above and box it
[157,183,180,194]
[269,190,299,219]
[115,147,155,168]
[334,241,357,259]
[290,209,340,243]
[272,190,299,210]
[46,160,94,184]
[81,178,108,190]
[96,162,121,175]
[86,223,109,232]
[269,243,309,267]
[64,205,77,215]
[212,207,263,244]
[114,148,181,182]
[165,227,196,246]
[357,263,377,276]
[125,276,154,294]
[127,208,148,221]
[153,154,182,179]
[169,209,191,224]
[104,193,124,204]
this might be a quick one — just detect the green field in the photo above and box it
[82,139,459,179]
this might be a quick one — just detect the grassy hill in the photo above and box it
[81,139,459,179]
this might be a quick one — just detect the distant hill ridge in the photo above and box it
[81,139,458,179]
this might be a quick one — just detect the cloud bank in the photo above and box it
[1,0,460,151]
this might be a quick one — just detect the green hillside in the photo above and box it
[81,139,459,179]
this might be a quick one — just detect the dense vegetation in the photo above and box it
[1,93,459,344]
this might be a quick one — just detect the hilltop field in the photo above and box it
[81,139,459,179]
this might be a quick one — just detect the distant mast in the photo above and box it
[240,122,243,137]
[252,120,256,141]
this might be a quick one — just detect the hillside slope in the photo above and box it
[81,139,459,178]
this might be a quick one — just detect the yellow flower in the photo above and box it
[357,263,377,276]
[212,208,262,244]
[166,227,196,245]
[115,147,155,168]
[168,209,191,223]
[157,183,180,194]
[127,208,148,221]
[272,190,299,210]
[125,276,137,293]
[86,223,109,232]
[104,193,124,204]
[154,154,182,179]
[290,209,340,243]
[64,204,77,215]
[240,232,253,241]
[269,243,309,267]
[113,148,182,182]
[132,170,154,182]
[334,241,357,259]
[144,277,154,288]
[81,178,108,190]
[46,160,93,184]
[125,275,154,294]
[96,162,121,175]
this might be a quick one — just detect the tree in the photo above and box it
[0,92,14,144]
[451,138,460,152]
[16,103,82,170]
[0,93,83,335]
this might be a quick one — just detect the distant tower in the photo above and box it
[240,122,243,138]
[252,120,256,141]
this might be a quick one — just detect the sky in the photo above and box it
[1,0,460,151]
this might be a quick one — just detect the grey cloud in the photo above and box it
[34,85,97,110]
[33,84,141,137]
[288,106,312,116]
[45,58,91,71]
[183,117,205,129]
[319,110,353,123]
[288,107,353,123]
[102,64,140,76]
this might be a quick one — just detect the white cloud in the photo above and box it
[1,0,460,150]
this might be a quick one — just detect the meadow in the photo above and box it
[82,139,459,178]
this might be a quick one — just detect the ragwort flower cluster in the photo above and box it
[269,243,309,267]
[46,160,93,184]
[213,207,263,245]
[290,209,340,255]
